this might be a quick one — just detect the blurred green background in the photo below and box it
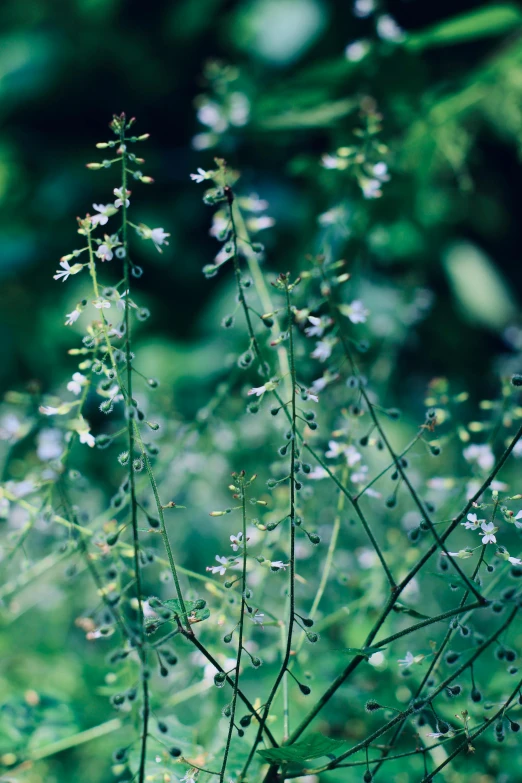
[2,1,522,782]
[2,0,522,408]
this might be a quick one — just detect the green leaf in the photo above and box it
[258,733,346,764]
[163,598,210,623]
[431,572,481,594]
[342,646,387,659]
[392,603,431,620]
[406,5,522,50]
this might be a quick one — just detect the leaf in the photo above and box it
[406,5,522,50]
[392,603,431,620]
[258,733,346,764]
[431,573,482,594]
[163,598,210,623]
[343,646,387,659]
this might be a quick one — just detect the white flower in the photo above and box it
[353,0,374,17]
[312,339,335,362]
[463,512,483,530]
[480,521,497,545]
[306,392,319,403]
[96,244,114,262]
[247,379,279,397]
[339,300,369,324]
[514,510,522,529]
[53,259,83,282]
[444,549,474,559]
[463,444,494,472]
[92,298,111,309]
[251,611,264,626]
[345,40,370,62]
[326,440,344,459]
[190,168,210,184]
[376,14,405,42]
[113,187,130,208]
[398,651,414,668]
[308,466,328,480]
[362,178,382,199]
[180,774,197,783]
[351,465,369,484]
[246,215,275,232]
[67,372,87,396]
[206,555,228,576]
[90,203,117,226]
[345,444,362,467]
[239,193,269,213]
[321,153,340,170]
[230,532,244,551]
[40,406,60,416]
[508,556,522,565]
[65,309,81,326]
[79,430,95,447]
[151,227,169,251]
[248,386,267,398]
[270,561,289,571]
[37,428,63,461]
[305,315,330,338]
[427,731,452,739]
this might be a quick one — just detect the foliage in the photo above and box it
[2,3,522,783]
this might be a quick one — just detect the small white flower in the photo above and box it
[247,379,278,397]
[376,14,405,42]
[508,556,522,565]
[353,0,374,17]
[339,300,369,324]
[308,466,328,480]
[326,440,344,459]
[480,521,497,545]
[361,178,382,199]
[37,428,63,461]
[65,309,81,326]
[67,372,87,396]
[305,315,330,338]
[180,774,197,783]
[321,153,340,170]
[113,187,130,208]
[463,443,494,472]
[246,215,275,232]
[345,444,362,467]
[463,512,483,530]
[206,555,228,576]
[230,532,244,551]
[251,611,264,626]
[53,259,83,282]
[90,203,117,226]
[248,385,267,398]
[79,430,95,447]
[351,465,369,484]
[151,227,170,251]
[190,168,210,184]
[306,391,319,403]
[514,510,522,529]
[312,339,334,362]
[398,651,415,668]
[345,40,370,62]
[40,406,60,416]
[270,561,289,571]
[92,298,111,309]
[444,549,474,560]
[97,243,113,262]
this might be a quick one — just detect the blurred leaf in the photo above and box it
[443,242,517,331]
[406,4,522,50]
[258,732,346,763]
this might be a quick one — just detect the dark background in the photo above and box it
[1,0,522,404]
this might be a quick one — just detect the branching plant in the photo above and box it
[1,109,522,783]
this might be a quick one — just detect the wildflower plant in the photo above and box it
[2,104,522,783]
